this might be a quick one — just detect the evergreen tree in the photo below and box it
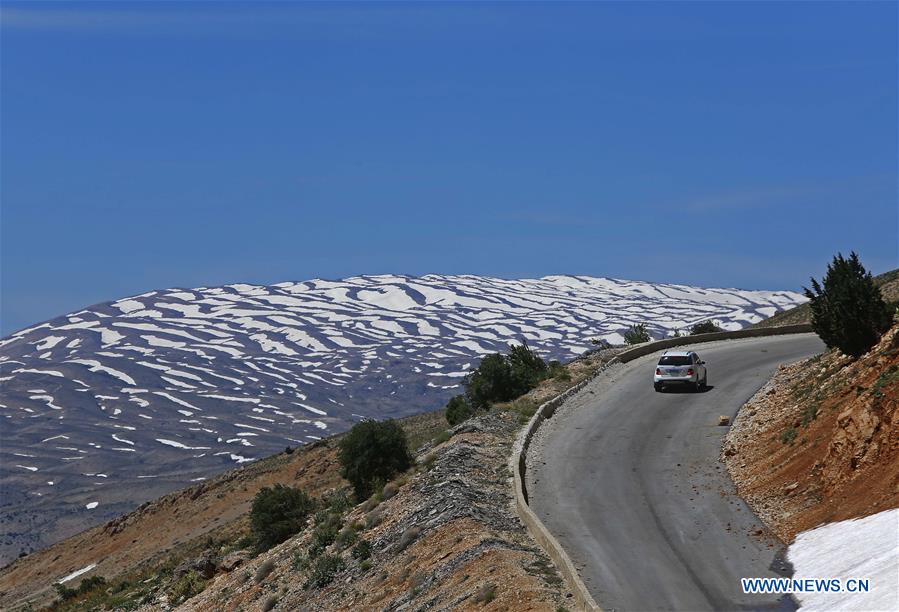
[804,252,891,357]
[338,419,412,499]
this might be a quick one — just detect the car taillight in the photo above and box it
[656,368,661,375]
[687,368,694,376]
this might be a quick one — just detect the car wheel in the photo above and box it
[694,380,702,393]
[654,383,663,392]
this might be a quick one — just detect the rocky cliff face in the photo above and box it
[723,322,899,541]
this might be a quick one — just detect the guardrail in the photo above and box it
[510,323,814,611]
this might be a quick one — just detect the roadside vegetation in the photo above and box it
[690,320,723,335]
[440,341,550,426]
[440,340,617,428]
[804,252,893,358]
[439,341,578,427]
[623,323,651,344]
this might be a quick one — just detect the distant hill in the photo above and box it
[0,274,804,564]
[753,268,899,329]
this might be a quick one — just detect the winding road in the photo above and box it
[529,334,825,611]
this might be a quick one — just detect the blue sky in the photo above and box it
[1,1,896,335]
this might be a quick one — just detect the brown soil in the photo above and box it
[723,323,899,541]
[0,440,344,610]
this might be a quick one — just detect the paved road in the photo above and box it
[529,334,825,612]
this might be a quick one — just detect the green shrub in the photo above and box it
[474,583,497,604]
[508,341,549,390]
[623,323,651,345]
[872,365,899,398]
[352,539,372,561]
[79,576,107,593]
[465,353,517,409]
[54,582,78,602]
[169,570,206,603]
[338,419,413,499]
[54,575,109,603]
[323,490,354,514]
[800,403,819,428]
[804,252,892,358]
[335,526,358,549]
[262,595,278,612]
[464,342,548,409]
[548,360,571,381]
[309,512,342,557]
[304,554,346,589]
[690,321,723,335]
[779,426,797,444]
[249,484,315,552]
[445,394,474,425]
[434,430,452,445]
[292,551,310,571]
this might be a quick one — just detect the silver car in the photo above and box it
[653,350,707,392]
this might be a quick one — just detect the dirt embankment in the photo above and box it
[723,322,899,541]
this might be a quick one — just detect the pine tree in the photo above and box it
[804,252,891,357]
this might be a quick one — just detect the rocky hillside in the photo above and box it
[723,321,899,541]
[175,413,570,612]
[753,267,898,329]
[0,274,803,564]
[0,350,611,611]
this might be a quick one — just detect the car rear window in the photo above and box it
[658,356,691,366]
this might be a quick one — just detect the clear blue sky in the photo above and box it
[1,1,896,335]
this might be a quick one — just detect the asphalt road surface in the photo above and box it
[529,334,825,612]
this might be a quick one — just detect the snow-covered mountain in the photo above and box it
[0,274,804,561]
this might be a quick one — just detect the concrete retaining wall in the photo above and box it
[613,323,813,364]
[510,323,814,611]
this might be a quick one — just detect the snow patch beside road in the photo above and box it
[787,508,898,612]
